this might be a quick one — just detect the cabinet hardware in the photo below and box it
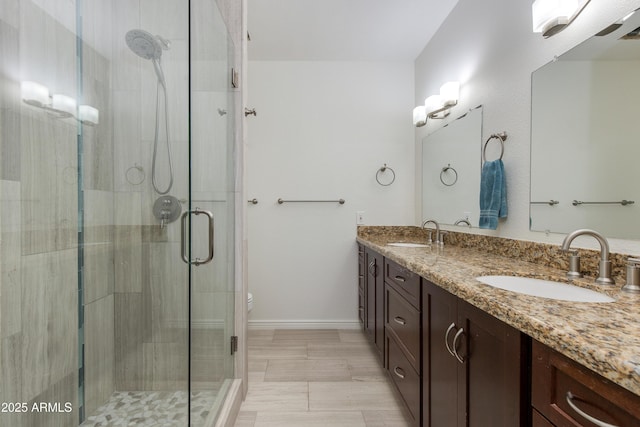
[566,392,618,427]
[394,275,406,282]
[452,328,465,364]
[393,316,407,325]
[368,261,378,277]
[445,322,457,357]
[393,366,406,379]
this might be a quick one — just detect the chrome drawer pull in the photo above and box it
[393,367,405,379]
[394,275,406,282]
[452,328,465,364]
[393,316,407,325]
[445,322,456,357]
[566,392,618,427]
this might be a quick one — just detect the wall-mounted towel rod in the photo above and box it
[277,198,345,205]
[572,200,635,206]
[532,200,559,206]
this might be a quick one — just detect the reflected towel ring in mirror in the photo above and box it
[126,163,146,185]
[482,132,507,163]
[376,164,396,186]
[440,164,458,186]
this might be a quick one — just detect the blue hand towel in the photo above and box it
[479,159,507,230]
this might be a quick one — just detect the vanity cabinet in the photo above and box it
[385,257,422,425]
[422,279,528,427]
[531,339,640,426]
[364,247,384,362]
[358,244,365,326]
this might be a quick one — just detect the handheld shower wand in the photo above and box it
[125,29,174,195]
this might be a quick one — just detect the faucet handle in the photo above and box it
[623,257,640,293]
[439,231,448,246]
[564,249,583,279]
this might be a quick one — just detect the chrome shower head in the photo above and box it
[125,29,166,60]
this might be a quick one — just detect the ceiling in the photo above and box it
[247,0,460,62]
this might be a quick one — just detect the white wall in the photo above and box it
[247,61,415,327]
[415,0,640,255]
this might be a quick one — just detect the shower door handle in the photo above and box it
[180,208,214,266]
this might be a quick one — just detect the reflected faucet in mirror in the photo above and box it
[422,219,441,246]
[454,218,471,227]
[561,229,614,285]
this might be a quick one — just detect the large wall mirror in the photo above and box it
[531,9,640,239]
[421,106,483,226]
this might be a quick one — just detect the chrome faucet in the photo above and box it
[561,229,614,285]
[422,219,441,245]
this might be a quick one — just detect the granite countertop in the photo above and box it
[357,232,640,396]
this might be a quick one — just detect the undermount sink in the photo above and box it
[387,242,429,248]
[475,275,615,303]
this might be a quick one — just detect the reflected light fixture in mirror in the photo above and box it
[532,0,591,37]
[21,81,49,107]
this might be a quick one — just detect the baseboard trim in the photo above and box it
[248,320,361,330]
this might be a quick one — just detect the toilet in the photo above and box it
[247,292,253,313]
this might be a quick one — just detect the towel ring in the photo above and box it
[376,164,396,186]
[482,132,507,163]
[126,163,146,185]
[440,164,458,186]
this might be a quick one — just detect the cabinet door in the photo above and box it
[365,248,384,362]
[358,245,365,326]
[423,280,459,426]
[457,300,527,427]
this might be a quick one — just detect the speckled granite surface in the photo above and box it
[357,226,640,396]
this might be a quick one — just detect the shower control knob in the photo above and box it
[153,195,182,228]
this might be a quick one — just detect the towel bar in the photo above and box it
[572,200,634,206]
[277,198,345,205]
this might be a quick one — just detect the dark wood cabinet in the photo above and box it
[358,244,365,326]
[385,260,422,426]
[531,339,640,427]
[364,247,384,362]
[422,279,528,427]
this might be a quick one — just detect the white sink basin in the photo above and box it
[476,275,614,303]
[387,242,429,248]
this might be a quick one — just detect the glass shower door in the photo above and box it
[0,1,235,425]
[188,1,236,425]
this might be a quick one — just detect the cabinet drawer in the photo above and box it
[387,334,420,425]
[385,285,420,373]
[532,409,555,427]
[385,258,420,309]
[532,339,640,426]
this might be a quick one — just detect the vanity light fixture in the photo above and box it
[413,81,460,126]
[51,94,77,118]
[21,81,50,107]
[532,0,591,38]
[79,105,100,126]
[413,105,427,127]
[21,81,99,122]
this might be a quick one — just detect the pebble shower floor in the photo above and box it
[79,391,215,426]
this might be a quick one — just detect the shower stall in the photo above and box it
[0,0,240,426]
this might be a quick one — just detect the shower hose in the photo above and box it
[151,60,174,195]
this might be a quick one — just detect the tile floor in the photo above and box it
[234,329,413,427]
